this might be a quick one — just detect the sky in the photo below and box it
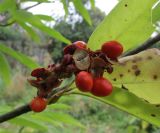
[24,0,118,17]
[95,0,118,14]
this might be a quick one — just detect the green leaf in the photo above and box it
[0,0,17,13]
[0,105,11,113]
[44,112,85,128]
[152,1,160,23]
[13,10,71,44]
[90,0,95,9]
[0,0,9,12]
[0,43,40,69]
[73,88,160,127]
[31,114,62,127]
[0,52,11,85]
[107,48,160,104]
[0,129,11,133]
[35,14,54,21]
[88,0,157,51]
[9,116,48,131]
[48,103,71,110]
[61,0,69,17]
[73,0,92,25]
[18,22,40,42]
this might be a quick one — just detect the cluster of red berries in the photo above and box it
[76,71,113,97]
[74,41,123,97]
[29,40,123,112]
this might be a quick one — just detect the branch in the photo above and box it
[0,21,15,27]
[23,3,41,10]
[123,33,160,56]
[0,104,30,123]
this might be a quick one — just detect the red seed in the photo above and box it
[73,41,87,49]
[29,97,47,112]
[75,71,93,92]
[91,77,112,97]
[101,41,123,59]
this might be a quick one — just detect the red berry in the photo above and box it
[91,77,112,97]
[30,97,47,112]
[101,41,123,59]
[73,41,87,49]
[75,71,93,92]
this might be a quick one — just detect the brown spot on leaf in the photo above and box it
[106,66,113,74]
[132,65,138,70]
[128,69,131,73]
[119,62,126,66]
[119,74,123,78]
[147,56,152,60]
[135,70,141,76]
[155,104,160,107]
[132,59,137,63]
[125,4,128,7]
[121,85,128,90]
[151,114,156,117]
[144,99,149,103]
[137,57,142,61]
[131,57,142,63]
[153,75,158,80]
[113,78,117,81]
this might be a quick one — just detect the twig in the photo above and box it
[0,21,15,27]
[123,33,160,56]
[23,3,41,10]
[0,104,30,123]
[0,2,41,27]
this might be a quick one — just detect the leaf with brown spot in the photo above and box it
[107,48,160,104]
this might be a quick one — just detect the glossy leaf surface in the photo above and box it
[88,0,157,51]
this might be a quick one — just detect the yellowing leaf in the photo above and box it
[107,48,160,104]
